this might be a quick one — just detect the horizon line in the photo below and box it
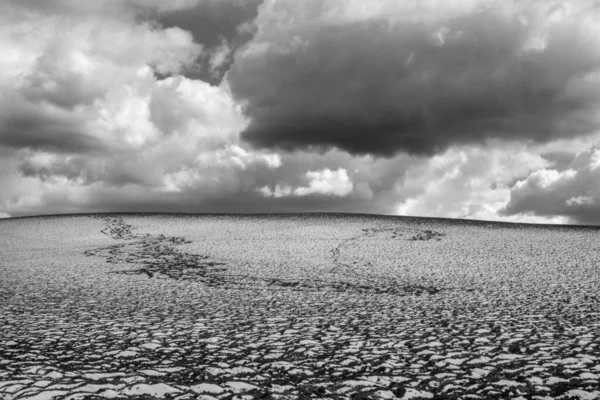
[2,211,599,229]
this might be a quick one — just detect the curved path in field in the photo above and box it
[86,216,443,296]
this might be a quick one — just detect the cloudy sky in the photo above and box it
[2,0,600,224]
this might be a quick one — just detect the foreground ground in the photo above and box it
[1,213,599,400]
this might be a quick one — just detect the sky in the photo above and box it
[2,0,600,224]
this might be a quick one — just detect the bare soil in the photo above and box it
[1,214,599,400]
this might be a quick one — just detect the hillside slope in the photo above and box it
[1,214,599,399]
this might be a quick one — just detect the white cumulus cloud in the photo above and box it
[258,168,354,198]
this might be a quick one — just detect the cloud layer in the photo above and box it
[152,0,264,84]
[502,147,600,224]
[229,0,600,156]
[2,0,600,224]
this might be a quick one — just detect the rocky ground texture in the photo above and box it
[1,214,599,400]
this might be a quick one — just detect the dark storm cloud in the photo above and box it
[501,147,600,224]
[0,119,102,154]
[0,99,105,154]
[229,3,600,157]
[151,0,263,84]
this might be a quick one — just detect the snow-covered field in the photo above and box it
[1,214,599,400]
